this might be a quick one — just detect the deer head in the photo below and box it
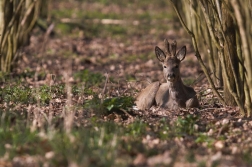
[155,39,186,82]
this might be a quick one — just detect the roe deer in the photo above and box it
[135,39,199,110]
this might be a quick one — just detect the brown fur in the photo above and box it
[135,40,199,110]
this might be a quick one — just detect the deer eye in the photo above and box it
[163,65,167,68]
[175,65,179,68]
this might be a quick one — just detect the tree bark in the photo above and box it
[221,3,240,106]
[0,0,46,72]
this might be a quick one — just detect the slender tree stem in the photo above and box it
[170,0,226,105]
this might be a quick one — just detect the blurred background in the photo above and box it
[1,1,252,166]
[1,0,251,116]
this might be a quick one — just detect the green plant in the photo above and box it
[156,118,171,140]
[0,110,124,166]
[0,111,44,159]
[84,94,102,112]
[174,114,198,136]
[241,149,252,166]
[36,85,53,105]
[102,96,134,112]
[125,120,146,137]
[0,84,34,104]
[74,70,105,87]
[195,133,215,148]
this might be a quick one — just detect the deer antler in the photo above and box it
[164,39,172,56]
[171,40,177,57]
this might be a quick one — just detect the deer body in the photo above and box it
[135,40,199,110]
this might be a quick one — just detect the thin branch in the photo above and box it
[169,0,225,105]
[209,0,243,103]
[218,50,245,116]
[199,0,222,50]
[230,0,252,98]
[101,72,109,103]
[244,77,252,117]
[200,0,247,116]
[1,0,25,51]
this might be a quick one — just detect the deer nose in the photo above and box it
[167,74,176,82]
[167,74,175,79]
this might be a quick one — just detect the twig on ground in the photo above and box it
[120,108,133,119]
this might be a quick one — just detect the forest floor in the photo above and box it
[0,0,252,167]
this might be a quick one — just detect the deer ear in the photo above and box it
[176,46,186,61]
[155,46,166,62]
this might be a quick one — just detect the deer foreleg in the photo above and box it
[186,96,199,108]
[135,81,160,110]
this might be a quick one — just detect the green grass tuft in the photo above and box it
[174,114,199,136]
[74,69,105,86]
[102,96,134,113]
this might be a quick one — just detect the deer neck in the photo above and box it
[166,78,187,101]
[167,78,184,91]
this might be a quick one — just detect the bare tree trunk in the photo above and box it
[0,0,46,72]
[0,1,3,36]
[170,0,252,116]
[221,4,240,106]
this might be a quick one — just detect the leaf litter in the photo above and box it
[0,1,251,166]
